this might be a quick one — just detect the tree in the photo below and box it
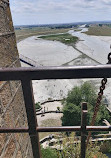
[61,82,110,128]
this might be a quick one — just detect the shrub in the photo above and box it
[35,102,41,110]
[57,107,60,111]
[41,147,58,158]
[41,133,108,158]
[56,133,108,158]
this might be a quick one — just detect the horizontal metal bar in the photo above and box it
[0,65,111,81]
[87,126,111,131]
[37,126,81,132]
[37,126,111,132]
[0,127,29,133]
[1,126,111,133]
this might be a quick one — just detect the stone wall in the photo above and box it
[0,0,33,157]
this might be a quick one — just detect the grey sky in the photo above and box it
[10,0,111,25]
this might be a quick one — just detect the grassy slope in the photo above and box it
[38,33,78,45]
[85,25,111,36]
[15,27,70,42]
[39,119,61,139]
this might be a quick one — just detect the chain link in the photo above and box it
[86,52,111,148]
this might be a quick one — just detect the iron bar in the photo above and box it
[0,65,111,81]
[37,126,81,132]
[36,126,111,132]
[21,80,41,158]
[0,127,29,133]
[0,65,111,158]
[81,102,87,158]
[87,126,111,131]
[1,126,111,133]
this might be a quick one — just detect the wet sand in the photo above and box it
[18,36,81,66]
[69,28,111,64]
[18,29,111,107]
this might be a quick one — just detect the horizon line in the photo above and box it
[14,20,111,27]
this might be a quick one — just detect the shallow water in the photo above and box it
[17,29,111,105]
[69,28,111,64]
[17,36,80,66]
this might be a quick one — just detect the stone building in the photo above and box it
[0,0,33,157]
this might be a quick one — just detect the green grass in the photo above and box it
[39,119,62,140]
[15,27,70,42]
[35,102,41,110]
[41,147,58,158]
[85,25,111,36]
[74,29,82,32]
[38,33,78,45]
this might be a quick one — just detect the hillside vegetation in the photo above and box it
[41,133,108,158]
[61,82,110,129]
[85,25,111,36]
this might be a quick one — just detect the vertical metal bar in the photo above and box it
[81,102,87,158]
[21,79,41,158]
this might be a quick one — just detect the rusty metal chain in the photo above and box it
[86,78,107,147]
[86,52,111,148]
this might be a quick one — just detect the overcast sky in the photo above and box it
[10,0,111,25]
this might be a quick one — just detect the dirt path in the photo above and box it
[37,101,63,126]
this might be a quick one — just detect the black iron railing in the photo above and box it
[0,65,111,158]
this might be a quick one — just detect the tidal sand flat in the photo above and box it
[33,79,82,103]
[18,36,81,66]
[17,29,111,106]
[18,35,82,103]
[69,28,111,64]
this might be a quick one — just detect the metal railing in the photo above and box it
[0,65,111,158]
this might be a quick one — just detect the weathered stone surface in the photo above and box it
[0,133,7,154]
[0,82,12,108]
[15,150,23,158]
[3,137,16,158]
[0,0,33,157]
